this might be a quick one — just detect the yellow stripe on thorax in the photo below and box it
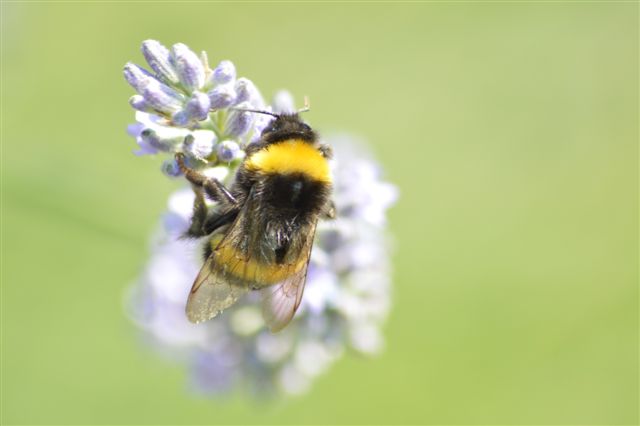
[245,139,331,183]
[212,239,305,285]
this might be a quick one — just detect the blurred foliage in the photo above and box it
[1,2,637,424]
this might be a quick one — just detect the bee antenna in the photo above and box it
[231,108,280,118]
[298,95,311,113]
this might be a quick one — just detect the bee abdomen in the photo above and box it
[265,172,330,214]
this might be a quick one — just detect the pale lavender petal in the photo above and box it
[133,136,159,156]
[127,122,144,137]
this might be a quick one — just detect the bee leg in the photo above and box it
[318,144,333,159]
[176,153,238,208]
[202,209,239,235]
[323,199,337,219]
[184,187,210,238]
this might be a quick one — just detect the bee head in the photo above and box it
[261,114,317,144]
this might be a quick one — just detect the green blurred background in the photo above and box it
[1,2,637,424]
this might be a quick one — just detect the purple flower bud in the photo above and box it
[171,111,190,127]
[184,91,210,121]
[141,128,182,152]
[141,84,184,114]
[225,108,253,138]
[211,60,236,85]
[216,140,241,162]
[140,128,167,151]
[207,84,236,109]
[129,95,153,112]
[124,63,184,113]
[184,131,216,160]
[161,158,182,177]
[172,43,205,92]
[123,62,153,89]
[141,39,179,85]
[234,78,264,107]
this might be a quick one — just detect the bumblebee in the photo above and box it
[176,112,334,332]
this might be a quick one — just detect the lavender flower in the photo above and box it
[210,60,236,85]
[172,43,206,93]
[216,140,242,163]
[123,40,268,164]
[124,40,398,396]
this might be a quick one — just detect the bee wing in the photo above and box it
[185,186,262,324]
[261,222,317,332]
[185,254,249,323]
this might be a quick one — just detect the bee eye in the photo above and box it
[302,123,311,132]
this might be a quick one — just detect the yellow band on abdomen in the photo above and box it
[245,139,331,183]
[212,239,305,285]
